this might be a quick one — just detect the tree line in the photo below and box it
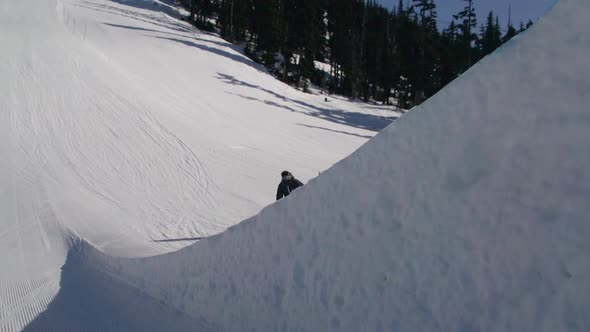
[179,0,533,109]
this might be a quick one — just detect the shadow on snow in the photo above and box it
[151,237,205,242]
[82,0,395,133]
[23,242,214,332]
[217,73,395,132]
[296,124,373,139]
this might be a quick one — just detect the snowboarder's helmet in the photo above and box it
[281,171,290,177]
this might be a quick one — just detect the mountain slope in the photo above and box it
[3,0,589,331]
[0,0,396,330]
[47,0,590,331]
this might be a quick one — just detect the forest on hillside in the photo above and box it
[178,0,533,109]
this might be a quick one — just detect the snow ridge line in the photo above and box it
[41,239,216,331]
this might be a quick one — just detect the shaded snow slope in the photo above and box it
[17,0,590,331]
[0,0,396,330]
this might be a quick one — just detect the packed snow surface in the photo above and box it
[0,0,396,328]
[1,0,589,331]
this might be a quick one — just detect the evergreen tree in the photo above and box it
[440,19,463,86]
[480,11,502,57]
[526,19,534,29]
[410,0,440,103]
[218,0,253,42]
[176,0,534,109]
[453,0,477,69]
[503,22,518,42]
[412,0,437,30]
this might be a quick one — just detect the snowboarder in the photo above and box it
[276,171,304,200]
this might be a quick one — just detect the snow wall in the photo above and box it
[18,0,590,331]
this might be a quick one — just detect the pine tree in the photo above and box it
[440,19,460,85]
[218,0,253,42]
[503,22,518,43]
[412,0,436,29]
[480,11,502,57]
[453,0,477,69]
[249,0,284,69]
[409,0,440,103]
[175,0,535,109]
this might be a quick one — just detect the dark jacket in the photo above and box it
[276,178,304,200]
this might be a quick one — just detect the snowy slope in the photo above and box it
[3,0,590,331]
[32,0,590,331]
[0,0,396,330]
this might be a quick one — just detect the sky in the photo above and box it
[378,0,558,31]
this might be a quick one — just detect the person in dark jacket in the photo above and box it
[276,171,304,200]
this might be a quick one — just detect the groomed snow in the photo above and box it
[0,0,396,330]
[2,0,590,331]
